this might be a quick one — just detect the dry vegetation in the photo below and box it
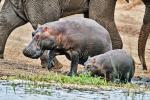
[0,1,150,78]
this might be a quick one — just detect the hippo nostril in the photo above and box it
[23,49,27,55]
[23,48,33,57]
[23,47,43,59]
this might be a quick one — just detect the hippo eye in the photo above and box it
[32,32,36,37]
[35,34,40,40]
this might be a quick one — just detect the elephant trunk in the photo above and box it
[138,24,150,70]
[0,0,26,58]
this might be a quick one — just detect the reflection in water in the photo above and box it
[0,80,150,100]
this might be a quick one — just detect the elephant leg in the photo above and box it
[89,0,122,49]
[40,50,63,69]
[25,0,63,69]
[84,11,89,18]
[0,1,26,59]
[138,2,150,70]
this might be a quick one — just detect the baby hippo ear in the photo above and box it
[84,61,87,66]
[88,56,91,59]
[92,58,96,64]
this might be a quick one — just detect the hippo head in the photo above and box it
[23,26,57,59]
[84,57,98,72]
[84,57,106,76]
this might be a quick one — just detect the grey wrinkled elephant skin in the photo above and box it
[0,0,123,68]
[23,18,112,76]
[138,0,150,70]
[84,49,135,83]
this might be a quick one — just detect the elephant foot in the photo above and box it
[0,54,4,59]
[51,57,63,69]
[41,57,63,70]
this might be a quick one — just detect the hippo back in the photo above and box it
[43,17,112,55]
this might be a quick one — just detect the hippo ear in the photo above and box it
[43,27,50,32]
[88,56,91,59]
[37,24,42,27]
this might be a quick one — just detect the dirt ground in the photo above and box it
[0,1,150,77]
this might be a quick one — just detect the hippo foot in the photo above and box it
[67,72,78,76]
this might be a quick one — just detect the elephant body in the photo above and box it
[84,49,135,83]
[0,0,122,67]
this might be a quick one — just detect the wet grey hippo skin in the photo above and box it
[0,0,126,68]
[84,49,135,83]
[23,18,112,76]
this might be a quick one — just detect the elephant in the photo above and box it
[138,0,150,70]
[0,0,126,68]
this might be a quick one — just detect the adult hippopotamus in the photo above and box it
[23,18,112,76]
[84,49,135,83]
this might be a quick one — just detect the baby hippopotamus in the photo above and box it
[84,49,135,83]
[23,17,112,76]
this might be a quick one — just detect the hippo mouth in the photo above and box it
[23,48,45,59]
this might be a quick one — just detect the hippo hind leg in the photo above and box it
[127,60,135,82]
[120,72,132,83]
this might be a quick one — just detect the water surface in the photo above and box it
[0,80,150,100]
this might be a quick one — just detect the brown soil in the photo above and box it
[1,2,150,77]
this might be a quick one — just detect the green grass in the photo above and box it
[16,73,108,86]
[0,72,149,91]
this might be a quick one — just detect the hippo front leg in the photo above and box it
[47,50,55,70]
[67,51,79,76]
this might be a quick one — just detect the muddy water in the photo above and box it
[0,80,150,100]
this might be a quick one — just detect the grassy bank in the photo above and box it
[0,72,149,92]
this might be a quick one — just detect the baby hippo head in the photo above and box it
[23,26,57,59]
[84,57,106,77]
[84,57,98,72]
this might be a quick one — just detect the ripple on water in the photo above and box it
[0,80,150,100]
